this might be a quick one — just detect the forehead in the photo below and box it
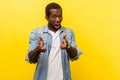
[49,8,62,15]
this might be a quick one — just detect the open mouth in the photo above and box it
[55,24,61,27]
[55,24,60,27]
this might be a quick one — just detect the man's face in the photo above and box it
[46,8,62,31]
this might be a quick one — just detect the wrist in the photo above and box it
[36,46,41,52]
[66,42,71,49]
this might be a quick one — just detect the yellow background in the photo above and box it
[0,0,120,80]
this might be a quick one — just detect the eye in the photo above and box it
[51,15,57,19]
[51,15,62,19]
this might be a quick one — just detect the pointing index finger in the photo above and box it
[39,36,43,41]
[63,34,67,39]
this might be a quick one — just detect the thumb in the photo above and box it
[39,36,44,47]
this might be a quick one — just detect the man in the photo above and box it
[26,2,82,80]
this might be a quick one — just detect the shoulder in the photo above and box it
[62,26,74,34]
[29,26,46,38]
[30,25,46,34]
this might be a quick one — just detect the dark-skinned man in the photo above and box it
[26,2,82,80]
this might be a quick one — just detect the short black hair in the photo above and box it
[45,2,62,17]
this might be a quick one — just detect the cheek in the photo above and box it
[50,20,55,23]
[49,21,55,25]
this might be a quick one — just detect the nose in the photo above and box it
[56,17,61,22]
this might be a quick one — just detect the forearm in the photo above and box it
[66,46,77,58]
[28,46,41,62]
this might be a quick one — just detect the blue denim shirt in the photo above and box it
[26,25,82,80]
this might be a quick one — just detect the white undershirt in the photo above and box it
[46,29,63,80]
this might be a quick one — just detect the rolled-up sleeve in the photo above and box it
[25,30,39,63]
[69,29,82,61]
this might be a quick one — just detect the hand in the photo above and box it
[28,36,46,63]
[38,36,46,52]
[60,34,68,49]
